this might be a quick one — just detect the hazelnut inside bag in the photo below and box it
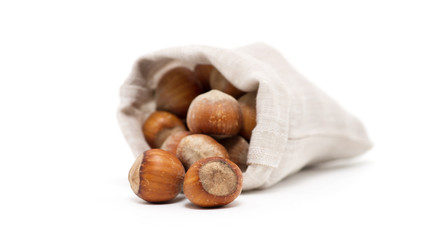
[117,43,372,191]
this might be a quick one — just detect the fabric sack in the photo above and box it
[117,42,372,191]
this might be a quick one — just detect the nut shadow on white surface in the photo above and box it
[129,194,186,205]
[183,199,241,210]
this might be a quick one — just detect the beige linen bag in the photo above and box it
[117,43,372,191]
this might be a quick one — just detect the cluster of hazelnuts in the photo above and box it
[128,64,256,207]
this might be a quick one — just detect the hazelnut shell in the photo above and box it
[128,149,185,203]
[186,90,243,138]
[183,157,243,207]
[238,92,257,141]
[142,111,186,148]
[194,64,214,91]
[176,134,229,170]
[160,130,192,156]
[218,136,249,172]
[209,68,244,98]
[156,67,203,118]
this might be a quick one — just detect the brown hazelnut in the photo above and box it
[238,92,257,141]
[156,67,203,118]
[176,134,229,170]
[194,64,214,91]
[142,111,186,148]
[218,136,249,172]
[128,149,185,203]
[186,90,243,138]
[209,68,244,98]
[183,157,243,207]
[160,130,192,155]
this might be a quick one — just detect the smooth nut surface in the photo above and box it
[209,68,244,98]
[218,136,249,172]
[194,64,214,91]
[155,67,203,118]
[142,111,186,148]
[160,130,191,155]
[238,92,257,141]
[186,90,243,138]
[176,134,229,170]
[183,157,243,207]
[128,149,185,203]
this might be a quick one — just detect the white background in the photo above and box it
[1,0,428,239]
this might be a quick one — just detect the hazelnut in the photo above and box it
[183,157,243,207]
[194,64,214,91]
[156,67,203,118]
[218,136,249,172]
[160,130,192,155]
[142,111,186,148]
[238,92,257,141]
[209,68,244,98]
[128,149,185,203]
[176,134,229,170]
[186,90,243,138]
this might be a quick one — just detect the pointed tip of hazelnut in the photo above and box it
[186,90,243,137]
[202,89,237,102]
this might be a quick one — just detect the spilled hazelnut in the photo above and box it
[183,157,243,207]
[218,136,249,172]
[128,149,185,203]
[176,134,229,170]
[186,90,243,138]
[238,92,257,141]
[156,67,203,118]
[209,68,244,98]
[142,111,186,148]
